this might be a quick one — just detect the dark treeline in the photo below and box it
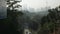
[39,6,60,34]
[0,0,60,34]
[0,0,23,34]
[18,6,60,34]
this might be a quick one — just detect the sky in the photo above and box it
[21,0,60,9]
[0,0,7,19]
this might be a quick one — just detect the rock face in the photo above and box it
[0,0,7,19]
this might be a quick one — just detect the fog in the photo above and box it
[0,0,60,34]
[0,0,7,19]
[21,0,60,10]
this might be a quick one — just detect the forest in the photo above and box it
[0,0,60,34]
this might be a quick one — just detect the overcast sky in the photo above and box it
[21,0,60,9]
[0,0,7,19]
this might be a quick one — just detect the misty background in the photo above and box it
[0,0,60,34]
[0,0,7,19]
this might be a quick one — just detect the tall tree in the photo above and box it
[0,0,23,34]
[40,6,60,34]
[7,0,23,34]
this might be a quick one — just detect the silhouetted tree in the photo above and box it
[0,0,23,34]
[40,6,60,34]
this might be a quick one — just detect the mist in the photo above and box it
[21,0,60,9]
[0,0,7,19]
[0,0,60,34]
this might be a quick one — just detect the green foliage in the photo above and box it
[40,6,60,33]
[0,0,23,34]
[43,22,55,30]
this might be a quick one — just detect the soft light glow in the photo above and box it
[21,0,60,9]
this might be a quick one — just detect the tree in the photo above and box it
[40,6,60,34]
[7,0,23,34]
[0,0,23,34]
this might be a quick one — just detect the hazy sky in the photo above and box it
[0,0,7,19]
[21,0,60,9]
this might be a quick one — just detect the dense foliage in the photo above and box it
[0,0,23,34]
[39,6,60,34]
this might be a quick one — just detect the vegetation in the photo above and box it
[0,0,60,34]
[38,6,60,34]
[0,0,23,34]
